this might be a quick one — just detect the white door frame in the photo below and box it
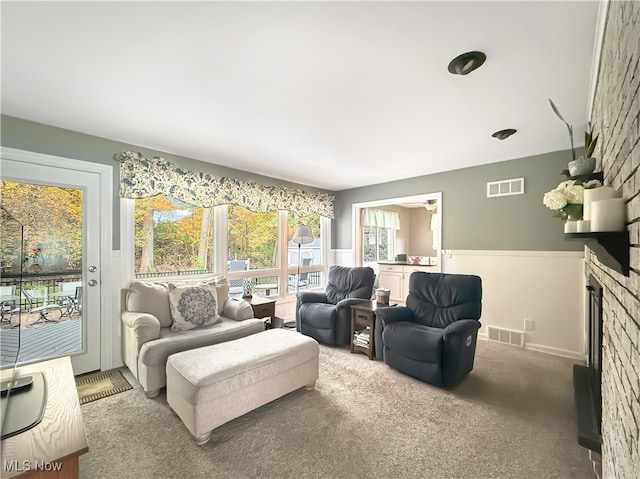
[1,146,114,370]
[352,192,443,271]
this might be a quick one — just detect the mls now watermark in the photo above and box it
[3,460,63,473]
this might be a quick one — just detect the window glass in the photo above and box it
[363,226,390,263]
[134,196,214,277]
[227,205,278,270]
[287,213,321,266]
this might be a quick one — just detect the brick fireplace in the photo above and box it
[588,1,640,477]
[573,275,602,452]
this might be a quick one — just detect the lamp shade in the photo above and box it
[292,224,314,245]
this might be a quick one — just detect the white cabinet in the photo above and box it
[378,265,404,302]
[378,264,438,303]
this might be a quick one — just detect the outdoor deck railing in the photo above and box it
[0,270,82,309]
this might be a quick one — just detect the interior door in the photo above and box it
[0,157,102,375]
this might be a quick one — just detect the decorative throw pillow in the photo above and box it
[168,283,221,332]
[171,275,228,315]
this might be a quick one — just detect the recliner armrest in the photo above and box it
[297,291,328,305]
[376,306,414,326]
[442,319,481,342]
[121,311,161,352]
[335,297,369,313]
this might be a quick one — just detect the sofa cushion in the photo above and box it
[168,283,221,332]
[173,275,228,315]
[127,281,172,328]
[139,317,265,368]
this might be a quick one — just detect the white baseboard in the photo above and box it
[525,343,585,361]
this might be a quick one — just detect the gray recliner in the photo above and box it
[296,266,375,346]
[375,271,482,387]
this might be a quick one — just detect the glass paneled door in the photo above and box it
[0,157,102,375]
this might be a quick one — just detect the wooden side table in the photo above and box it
[0,356,88,478]
[244,296,278,329]
[350,301,381,360]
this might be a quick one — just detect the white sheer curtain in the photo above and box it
[360,208,400,230]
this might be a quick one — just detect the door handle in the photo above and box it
[88,279,98,287]
[88,266,97,273]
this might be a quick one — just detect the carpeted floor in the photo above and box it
[78,338,595,479]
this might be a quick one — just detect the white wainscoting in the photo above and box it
[329,248,586,360]
[441,250,586,360]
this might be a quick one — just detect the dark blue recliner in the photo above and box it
[296,266,375,346]
[375,272,482,387]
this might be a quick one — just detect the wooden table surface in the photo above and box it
[1,356,88,478]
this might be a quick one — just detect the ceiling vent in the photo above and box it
[487,178,524,198]
[447,51,486,75]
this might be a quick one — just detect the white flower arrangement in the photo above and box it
[543,179,602,221]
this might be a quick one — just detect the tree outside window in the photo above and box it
[134,196,214,275]
[227,205,278,270]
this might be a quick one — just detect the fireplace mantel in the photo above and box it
[566,231,630,276]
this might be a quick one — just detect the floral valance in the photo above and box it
[114,151,334,218]
[360,208,400,230]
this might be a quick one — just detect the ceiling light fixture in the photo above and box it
[492,129,517,140]
[447,51,486,75]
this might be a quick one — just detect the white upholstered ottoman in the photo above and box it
[166,329,319,445]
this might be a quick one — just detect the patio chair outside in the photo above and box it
[289,258,312,290]
[57,281,83,317]
[22,288,62,324]
[0,285,20,325]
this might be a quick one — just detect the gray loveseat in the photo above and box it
[121,276,264,397]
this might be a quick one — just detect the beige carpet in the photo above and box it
[76,369,133,405]
[78,338,595,478]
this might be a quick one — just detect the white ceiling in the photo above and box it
[1,1,600,191]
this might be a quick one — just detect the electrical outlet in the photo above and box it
[524,318,534,331]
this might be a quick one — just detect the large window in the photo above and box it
[128,197,329,298]
[363,226,392,263]
[227,205,278,270]
[134,197,214,276]
[287,213,323,293]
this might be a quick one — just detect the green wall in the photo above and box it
[2,114,583,253]
[1,115,331,249]
[333,149,583,251]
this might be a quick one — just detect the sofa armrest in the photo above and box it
[222,298,254,321]
[121,311,161,352]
